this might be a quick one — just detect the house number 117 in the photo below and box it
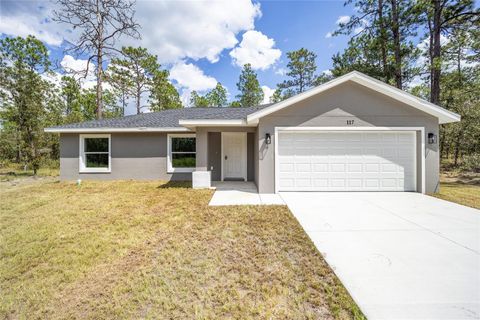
[346,120,355,125]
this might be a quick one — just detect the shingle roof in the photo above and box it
[47,105,272,130]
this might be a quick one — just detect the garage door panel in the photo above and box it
[277,131,416,192]
[312,163,328,172]
[347,163,363,172]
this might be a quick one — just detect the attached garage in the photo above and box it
[276,128,421,192]
[249,72,461,194]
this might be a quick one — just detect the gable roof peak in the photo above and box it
[246,70,460,124]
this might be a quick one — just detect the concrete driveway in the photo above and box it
[281,192,480,320]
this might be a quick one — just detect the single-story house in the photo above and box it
[45,71,460,194]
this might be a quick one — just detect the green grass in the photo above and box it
[0,163,59,182]
[433,182,480,209]
[0,178,363,319]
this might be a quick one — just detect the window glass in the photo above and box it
[83,137,110,169]
[172,153,196,168]
[172,137,196,153]
[85,138,109,152]
[86,154,109,168]
[170,136,196,170]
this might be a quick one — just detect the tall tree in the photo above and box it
[149,70,182,111]
[205,82,227,107]
[236,63,264,107]
[334,0,420,88]
[110,46,159,114]
[270,88,284,103]
[188,83,227,108]
[60,76,82,121]
[189,91,210,108]
[278,48,317,94]
[105,64,132,116]
[0,36,50,174]
[53,0,140,119]
[418,0,478,104]
[438,27,479,166]
[331,35,386,78]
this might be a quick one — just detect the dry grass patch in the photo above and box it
[1,179,363,319]
[433,182,480,210]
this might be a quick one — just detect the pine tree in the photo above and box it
[278,48,317,94]
[149,70,182,111]
[236,64,264,107]
[205,82,228,107]
[109,46,159,114]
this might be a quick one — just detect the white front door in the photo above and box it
[222,132,247,181]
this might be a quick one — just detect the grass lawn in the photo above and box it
[433,173,480,209]
[0,178,363,319]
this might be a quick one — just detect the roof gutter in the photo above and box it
[44,127,192,133]
[178,119,258,128]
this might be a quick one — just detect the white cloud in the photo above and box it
[336,15,351,25]
[261,85,275,104]
[229,30,281,70]
[322,69,333,77]
[0,15,63,46]
[275,67,287,76]
[1,0,262,64]
[125,0,262,63]
[325,32,333,38]
[353,18,369,34]
[354,26,364,34]
[169,62,217,92]
[60,55,98,89]
[61,55,93,75]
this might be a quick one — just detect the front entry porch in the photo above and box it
[208,181,285,206]
[193,128,257,189]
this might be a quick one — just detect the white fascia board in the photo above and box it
[246,71,461,124]
[178,119,256,127]
[44,127,192,133]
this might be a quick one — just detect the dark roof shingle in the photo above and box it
[47,105,271,130]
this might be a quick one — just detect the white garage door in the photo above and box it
[277,131,417,192]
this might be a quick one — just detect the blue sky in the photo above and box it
[197,1,354,98]
[0,0,356,114]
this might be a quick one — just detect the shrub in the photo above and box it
[460,153,480,173]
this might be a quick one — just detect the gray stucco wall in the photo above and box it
[257,81,439,193]
[60,132,191,181]
[60,129,257,182]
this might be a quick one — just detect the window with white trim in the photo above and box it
[167,134,196,173]
[79,134,111,173]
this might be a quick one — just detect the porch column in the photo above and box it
[195,127,208,171]
[193,127,211,188]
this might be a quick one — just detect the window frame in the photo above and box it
[79,134,112,173]
[167,133,196,173]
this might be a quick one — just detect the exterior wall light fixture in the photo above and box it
[265,133,272,145]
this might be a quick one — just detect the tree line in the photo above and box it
[0,0,478,174]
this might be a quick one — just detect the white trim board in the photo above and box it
[45,127,191,133]
[167,133,197,173]
[221,132,247,181]
[79,133,112,173]
[274,126,426,194]
[247,71,460,124]
[179,119,257,127]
